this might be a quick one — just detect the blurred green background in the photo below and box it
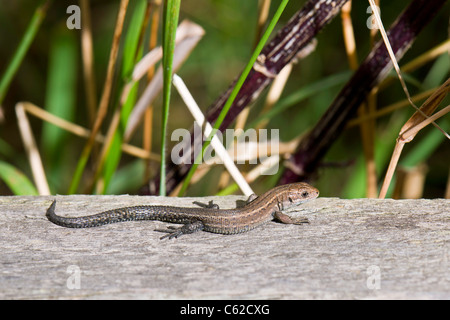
[0,0,448,197]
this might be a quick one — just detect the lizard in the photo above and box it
[46,182,319,239]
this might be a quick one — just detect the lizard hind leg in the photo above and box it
[157,220,205,240]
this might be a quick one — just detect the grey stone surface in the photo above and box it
[0,195,448,299]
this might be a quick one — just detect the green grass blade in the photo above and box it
[101,0,147,193]
[342,48,450,199]
[178,0,290,196]
[121,0,147,80]
[68,0,129,194]
[160,0,181,195]
[68,155,89,194]
[422,53,450,90]
[42,27,79,168]
[341,116,405,199]
[0,0,50,106]
[0,161,39,195]
[101,83,139,194]
[400,53,450,169]
[106,159,145,194]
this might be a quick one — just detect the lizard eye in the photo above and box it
[301,191,309,198]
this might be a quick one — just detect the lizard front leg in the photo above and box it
[157,220,205,240]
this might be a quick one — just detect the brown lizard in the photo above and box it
[46,182,319,239]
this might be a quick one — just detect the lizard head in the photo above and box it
[287,182,319,204]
